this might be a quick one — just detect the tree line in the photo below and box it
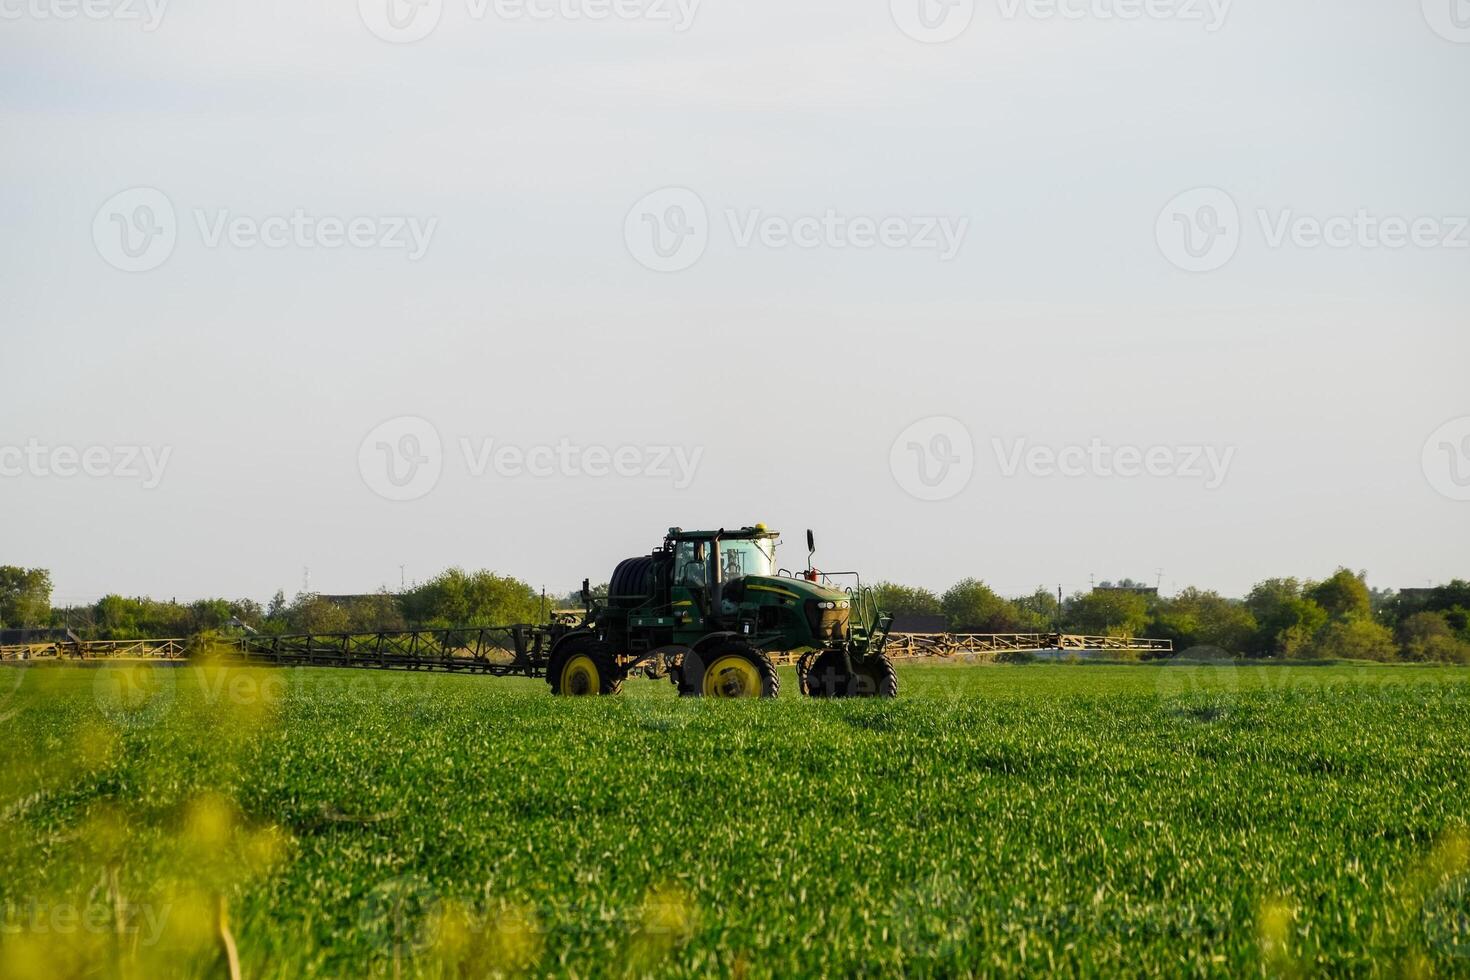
[3,568,543,641]
[870,570,1470,663]
[3,562,1466,663]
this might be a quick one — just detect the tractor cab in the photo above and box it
[668,526,778,593]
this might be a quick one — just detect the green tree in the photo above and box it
[1013,587,1061,632]
[1063,590,1151,638]
[401,569,542,627]
[1305,616,1398,662]
[1305,568,1372,621]
[1396,612,1470,663]
[869,582,942,618]
[1152,588,1257,654]
[0,566,52,630]
[345,591,407,632]
[940,579,1023,633]
[1244,579,1329,657]
[289,594,351,634]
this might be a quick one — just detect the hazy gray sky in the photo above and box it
[2,0,1467,605]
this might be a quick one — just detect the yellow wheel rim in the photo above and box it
[560,654,600,696]
[703,655,763,698]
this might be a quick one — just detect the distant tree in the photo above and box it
[940,579,1023,633]
[1152,588,1257,654]
[869,582,942,618]
[1098,578,1151,591]
[401,569,542,627]
[1305,568,1372,621]
[0,566,52,630]
[289,594,351,634]
[345,591,407,632]
[1305,616,1398,662]
[266,590,288,621]
[1063,589,1151,638]
[1396,612,1470,664]
[1013,587,1061,632]
[940,578,1023,631]
[230,599,264,627]
[1369,586,1398,624]
[188,598,234,632]
[1244,579,1329,657]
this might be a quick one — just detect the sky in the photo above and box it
[2,0,1467,606]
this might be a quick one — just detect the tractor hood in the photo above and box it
[736,576,850,606]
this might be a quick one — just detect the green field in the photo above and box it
[2,661,1469,977]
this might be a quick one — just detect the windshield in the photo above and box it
[673,537,776,588]
[718,538,775,580]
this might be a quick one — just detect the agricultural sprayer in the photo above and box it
[227,526,900,699]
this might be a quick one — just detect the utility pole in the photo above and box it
[302,566,311,595]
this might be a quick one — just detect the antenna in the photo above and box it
[302,566,311,594]
[399,564,407,592]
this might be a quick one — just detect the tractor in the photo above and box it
[547,526,897,699]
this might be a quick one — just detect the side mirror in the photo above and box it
[581,578,591,606]
[806,529,816,555]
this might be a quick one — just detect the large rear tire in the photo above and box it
[681,641,779,699]
[547,636,623,697]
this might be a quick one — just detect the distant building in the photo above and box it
[889,615,949,635]
[1094,585,1159,597]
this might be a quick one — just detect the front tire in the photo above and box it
[801,651,897,698]
[682,641,779,699]
[548,636,622,696]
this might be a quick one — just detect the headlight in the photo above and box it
[818,601,833,609]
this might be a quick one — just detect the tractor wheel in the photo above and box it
[802,650,851,698]
[851,654,899,699]
[684,641,779,699]
[802,651,898,698]
[547,637,623,697]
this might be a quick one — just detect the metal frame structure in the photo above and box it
[881,632,1173,659]
[1,630,1172,669]
[0,638,190,661]
[231,626,559,676]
